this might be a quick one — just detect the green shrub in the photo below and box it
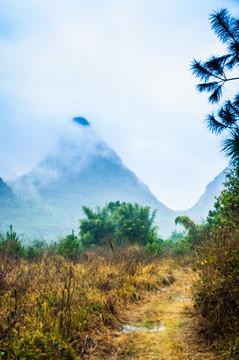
[57,231,82,261]
[0,225,24,259]
[193,167,239,357]
[194,229,239,355]
[146,235,164,254]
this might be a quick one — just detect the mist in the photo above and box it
[0,0,238,208]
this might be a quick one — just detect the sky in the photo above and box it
[0,0,238,210]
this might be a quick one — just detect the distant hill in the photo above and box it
[185,169,228,222]
[0,177,20,230]
[0,177,15,199]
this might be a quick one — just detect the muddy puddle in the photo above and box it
[122,321,165,334]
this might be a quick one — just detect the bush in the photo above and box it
[0,225,24,259]
[57,231,82,261]
[145,235,164,255]
[24,239,48,261]
[194,229,239,355]
[193,167,239,357]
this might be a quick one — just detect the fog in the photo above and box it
[0,0,238,209]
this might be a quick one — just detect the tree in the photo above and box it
[0,225,24,259]
[175,216,204,246]
[191,8,239,164]
[168,230,185,242]
[117,203,157,245]
[193,168,239,354]
[57,230,82,261]
[207,166,239,230]
[78,202,158,247]
[79,205,116,247]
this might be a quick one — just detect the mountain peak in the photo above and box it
[73,117,90,126]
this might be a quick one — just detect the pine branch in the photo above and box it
[221,131,239,163]
[231,17,239,43]
[204,55,229,77]
[227,41,239,56]
[233,94,239,107]
[191,8,239,164]
[206,114,227,134]
[225,100,239,119]
[191,60,216,81]
[196,81,221,93]
[210,8,237,44]
[225,54,239,69]
[208,85,223,103]
[218,107,239,128]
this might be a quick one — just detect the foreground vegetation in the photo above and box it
[0,245,181,359]
[192,167,239,358]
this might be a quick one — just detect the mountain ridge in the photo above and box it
[0,119,229,239]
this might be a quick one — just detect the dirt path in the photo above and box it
[110,267,217,360]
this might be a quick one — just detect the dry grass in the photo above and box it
[113,267,218,360]
[0,246,174,359]
[0,247,226,359]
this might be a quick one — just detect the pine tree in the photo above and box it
[191,8,239,164]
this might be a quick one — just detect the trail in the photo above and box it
[110,266,217,360]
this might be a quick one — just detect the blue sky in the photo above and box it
[0,0,238,209]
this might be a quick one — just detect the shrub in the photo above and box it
[193,167,239,357]
[146,235,164,254]
[57,231,82,261]
[194,229,239,355]
[0,225,24,259]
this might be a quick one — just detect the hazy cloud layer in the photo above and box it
[0,0,237,209]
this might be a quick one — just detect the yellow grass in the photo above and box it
[112,267,218,360]
[0,248,174,359]
[0,248,220,359]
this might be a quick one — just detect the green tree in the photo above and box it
[0,225,24,259]
[117,203,157,245]
[107,201,125,214]
[175,216,204,246]
[207,166,239,230]
[57,230,82,261]
[193,169,239,355]
[191,8,239,164]
[79,205,116,247]
[168,230,185,242]
[79,202,158,247]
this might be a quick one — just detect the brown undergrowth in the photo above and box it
[192,229,239,359]
[0,247,177,359]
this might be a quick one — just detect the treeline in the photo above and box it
[0,201,193,262]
